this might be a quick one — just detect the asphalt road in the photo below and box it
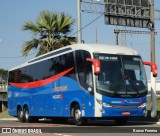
[0,119,160,136]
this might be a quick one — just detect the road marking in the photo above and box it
[54,133,63,136]
[54,134,74,136]
[63,135,74,136]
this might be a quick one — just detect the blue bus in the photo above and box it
[8,44,157,125]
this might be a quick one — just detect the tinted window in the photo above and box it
[76,50,93,91]
[9,52,76,83]
[94,53,148,98]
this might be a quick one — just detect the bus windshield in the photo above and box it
[94,54,148,98]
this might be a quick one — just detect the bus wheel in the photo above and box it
[24,106,32,123]
[17,107,25,122]
[72,104,87,126]
[114,117,128,125]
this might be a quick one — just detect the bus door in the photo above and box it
[86,58,103,117]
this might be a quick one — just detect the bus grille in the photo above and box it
[111,105,139,109]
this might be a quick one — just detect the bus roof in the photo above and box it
[73,43,139,55]
[9,43,139,71]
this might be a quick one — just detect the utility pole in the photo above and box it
[93,0,101,43]
[150,0,156,118]
[77,0,82,43]
[114,29,120,45]
[94,2,98,44]
[78,0,102,44]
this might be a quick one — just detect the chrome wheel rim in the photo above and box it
[75,109,81,121]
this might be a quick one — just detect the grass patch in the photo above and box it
[147,96,160,111]
[0,110,14,118]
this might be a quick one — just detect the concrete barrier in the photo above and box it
[0,84,7,92]
[148,80,160,91]
[0,84,8,112]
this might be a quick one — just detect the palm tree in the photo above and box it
[0,68,8,84]
[22,10,76,57]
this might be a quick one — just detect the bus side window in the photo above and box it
[76,50,93,92]
[11,69,21,83]
[85,63,93,87]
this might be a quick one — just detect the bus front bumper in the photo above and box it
[100,106,147,117]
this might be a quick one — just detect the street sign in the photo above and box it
[104,0,150,28]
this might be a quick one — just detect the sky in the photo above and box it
[0,0,160,80]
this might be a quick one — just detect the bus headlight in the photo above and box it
[96,99,112,108]
[138,103,147,108]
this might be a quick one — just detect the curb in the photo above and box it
[128,120,160,125]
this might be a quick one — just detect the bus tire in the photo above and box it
[24,106,32,123]
[17,107,25,122]
[114,117,128,125]
[72,104,87,126]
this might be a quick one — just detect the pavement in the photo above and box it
[0,117,160,125]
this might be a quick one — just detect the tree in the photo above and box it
[0,68,8,84]
[22,10,76,57]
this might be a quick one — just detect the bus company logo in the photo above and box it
[123,100,139,104]
[53,82,68,92]
[127,100,139,104]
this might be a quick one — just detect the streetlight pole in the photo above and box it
[77,0,82,43]
[150,0,156,118]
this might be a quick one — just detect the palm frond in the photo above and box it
[35,47,47,57]
[37,10,56,31]
[22,39,39,56]
[56,12,74,34]
[23,21,40,35]
[22,10,76,57]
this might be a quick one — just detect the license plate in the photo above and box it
[122,111,131,116]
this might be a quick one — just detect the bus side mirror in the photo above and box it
[143,62,158,77]
[86,58,100,75]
